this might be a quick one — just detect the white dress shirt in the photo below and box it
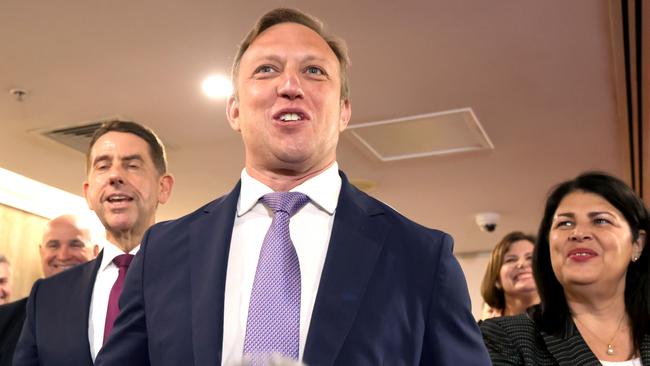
[221,162,341,366]
[88,242,140,361]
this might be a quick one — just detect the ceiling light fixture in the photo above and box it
[201,74,232,99]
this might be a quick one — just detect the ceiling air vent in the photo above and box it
[345,107,494,162]
[38,119,117,154]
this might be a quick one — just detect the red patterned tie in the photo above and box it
[103,253,134,344]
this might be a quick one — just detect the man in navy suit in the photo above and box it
[0,214,98,366]
[97,8,490,366]
[14,122,174,365]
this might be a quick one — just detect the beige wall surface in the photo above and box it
[457,252,491,321]
[0,203,46,301]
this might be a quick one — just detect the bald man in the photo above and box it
[39,215,99,278]
[0,214,98,366]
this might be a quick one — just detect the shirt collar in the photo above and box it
[99,240,140,271]
[237,162,341,217]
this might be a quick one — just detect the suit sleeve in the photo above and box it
[479,318,522,365]
[420,233,492,365]
[95,230,152,366]
[13,280,42,366]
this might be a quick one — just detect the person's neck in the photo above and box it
[567,291,627,322]
[503,291,540,316]
[106,229,144,253]
[246,160,335,192]
[567,287,633,361]
[565,281,627,318]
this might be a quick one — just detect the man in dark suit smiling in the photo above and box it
[14,121,174,366]
[97,8,489,366]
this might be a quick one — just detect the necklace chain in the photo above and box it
[573,313,626,356]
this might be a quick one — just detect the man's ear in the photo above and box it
[82,181,92,209]
[157,174,174,205]
[226,95,241,132]
[339,99,351,132]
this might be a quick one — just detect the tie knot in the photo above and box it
[261,192,310,217]
[113,254,134,268]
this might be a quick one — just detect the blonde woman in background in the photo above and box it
[480,231,540,319]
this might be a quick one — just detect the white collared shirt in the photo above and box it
[88,241,140,361]
[221,162,342,366]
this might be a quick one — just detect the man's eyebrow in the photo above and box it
[302,55,331,64]
[92,155,111,166]
[122,154,144,162]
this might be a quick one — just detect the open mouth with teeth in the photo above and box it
[106,194,134,203]
[275,111,306,122]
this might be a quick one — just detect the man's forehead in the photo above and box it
[243,22,337,64]
[90,132,151,159]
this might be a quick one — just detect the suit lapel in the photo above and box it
[303,175,388,366]
[541,319,599,366]
[190,183,240,365]
[68,252,103,364]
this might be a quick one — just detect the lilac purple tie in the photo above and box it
[103,253,134,344]
[243,192,310,364]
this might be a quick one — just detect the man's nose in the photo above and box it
[57,246,72,260]
[108,165,125,186]
[277,70,304,100]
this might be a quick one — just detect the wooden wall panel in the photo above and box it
[0,203,47,301]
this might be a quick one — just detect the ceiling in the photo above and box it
[0,0,629,253]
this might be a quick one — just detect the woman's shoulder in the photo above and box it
[480,312,538,339]
[479,307,557,365]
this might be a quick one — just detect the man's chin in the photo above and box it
[105,219,137,234]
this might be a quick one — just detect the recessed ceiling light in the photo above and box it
[202,74,232,99]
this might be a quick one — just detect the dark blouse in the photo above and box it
[480,306,650,366]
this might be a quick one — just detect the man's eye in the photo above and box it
[254,65,275,74]
[305,66,325,75]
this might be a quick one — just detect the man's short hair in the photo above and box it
[231,8,350,101]
[86,120,168,175]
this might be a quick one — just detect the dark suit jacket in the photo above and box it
[0,297,27,366]
[13,253,103,366]
[480,307,650,365]
[96,173,490,366]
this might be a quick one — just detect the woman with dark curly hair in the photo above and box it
[481,172,650,365]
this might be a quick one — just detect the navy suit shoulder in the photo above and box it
[303,178,489,365]
[13,256,101,366]
[0,297,27,366]
[97,183,241,366]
